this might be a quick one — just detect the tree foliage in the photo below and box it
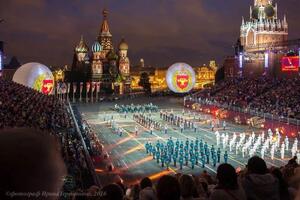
[138,72,151,94]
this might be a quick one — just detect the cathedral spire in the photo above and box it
[100,9,112,36]
[283,14,287,23]
[255,0,272,6]
[98,8,113,54]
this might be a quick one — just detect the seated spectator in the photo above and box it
[156,175,180,200]
[179,174,201,200]
[0,128,66,200]
[100,183,124,200]
[200,170,215,185]
[195,177,210,199]
[209,163,246,200]
[139,177,156,200]
[241,156,280,200]
[271,168,292,200]
[126,184,140,200]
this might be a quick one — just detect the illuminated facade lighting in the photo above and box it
[299,48,300,68]
[0,50,2,72]
[239,53,243,69]
[264,51,269,68]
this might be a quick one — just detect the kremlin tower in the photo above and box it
[239,0,289,77]
[240,0,288,51]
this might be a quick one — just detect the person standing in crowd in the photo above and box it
[209,163,246,200]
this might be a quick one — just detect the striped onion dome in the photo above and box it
[92,41,102,53]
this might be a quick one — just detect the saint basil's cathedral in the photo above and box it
[70,9,131,94]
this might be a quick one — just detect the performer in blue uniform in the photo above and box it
[212,154,217,167]
[179,155,183,170]
[223,121,226,130]
[201,155,205,168]
[224,151,228,163]
[190,154,195,169]
[217,148,221,163]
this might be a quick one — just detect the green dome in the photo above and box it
[119,38,128,50]
[265,5,275,18]
[252,7,259,19]
[107,50,118,60]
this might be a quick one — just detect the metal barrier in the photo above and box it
[186,96,300,126]
[67,100,101,187]
[184,96,300,136]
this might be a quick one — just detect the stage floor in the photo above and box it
[76,96,291,185]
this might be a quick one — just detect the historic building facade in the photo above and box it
[131,61,217,92]
[70,9,131,95]
[69,9,217,94]
[239,0,289,77]
[240,0,288,50]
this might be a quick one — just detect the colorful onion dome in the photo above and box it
[92,40,102,52]
[75,35,89,53]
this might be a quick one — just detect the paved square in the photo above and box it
[76,97,291,185]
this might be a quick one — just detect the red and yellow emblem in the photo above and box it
[176,74,189,90]
[33,73,54,95]
[42,79,54,95]
[166,63,196,93]
[171,69,193,93]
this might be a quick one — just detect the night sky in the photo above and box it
[1,0,300,68]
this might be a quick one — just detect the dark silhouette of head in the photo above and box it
[140,177,152,190]
[247,156,268,175]
[0,128,66,200]
[156,175,180,200]
[217,163,238,190]
[100,183,124,200]
[179,174,196,198]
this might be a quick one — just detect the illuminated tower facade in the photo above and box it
[240,0,288,51]
[239,0,288,77]
[91,40,105,80]
[118,38,130,76]
[98,9,113,56]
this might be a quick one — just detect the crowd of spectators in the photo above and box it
[193,77,300,119]
[249,78,300,118]
[74,156,300,200]
[0,79,96,197]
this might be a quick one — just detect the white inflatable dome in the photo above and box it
[13,62,54,95]
[166,62,196,93]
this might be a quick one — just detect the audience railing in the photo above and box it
[66,100,101,187]
[185,96,300,127]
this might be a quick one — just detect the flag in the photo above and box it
[80,82,83,93]
[96,82,101,92]
[67,83,70,94]
[92,82,96,93]
[56,83,60,94]
[73,82,77,93]
[86,82,91,93]
[61,83,67,94]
